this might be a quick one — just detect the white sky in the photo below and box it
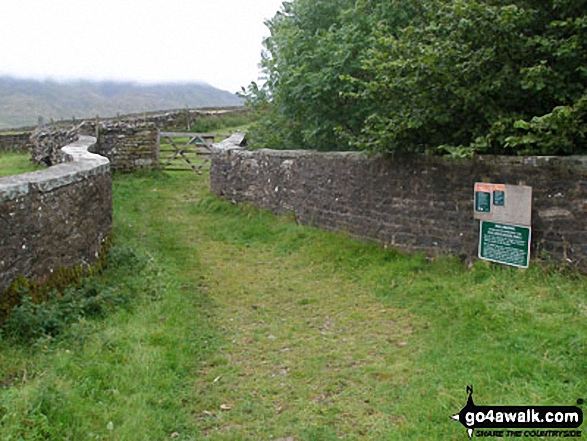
[0,0,284,93]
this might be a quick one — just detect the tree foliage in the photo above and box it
[243,0,587,155]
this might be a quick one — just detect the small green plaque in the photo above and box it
[475,191,491,213]
[493,190,505,206]
[479,221,531,268]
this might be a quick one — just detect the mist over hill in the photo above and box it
[0,76,244,129]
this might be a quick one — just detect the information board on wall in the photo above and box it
[474,182,533,268]
[478,221,531,268]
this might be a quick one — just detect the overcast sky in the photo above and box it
[0,0,285,94]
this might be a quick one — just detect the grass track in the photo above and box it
[1,168,585,440]
[113,171,587,440]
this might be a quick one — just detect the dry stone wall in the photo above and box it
[98,125,158,171]
[0,136,112,295]
[31,127,79,166]
[1,124,157,172]
[0,132,34,152]
[1,107,246,172]
[78,121,158,171]
[210,148,587,272]
[106,107,244,132]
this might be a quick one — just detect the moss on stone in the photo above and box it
[0,235,113,326]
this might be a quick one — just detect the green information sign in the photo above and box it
[479,221,531,268]
[493,190,505,206]
[475,191,491,213]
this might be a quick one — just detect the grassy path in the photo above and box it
[115,172,423,439]
[190,241,415,439]
[114,171,586,440]
[1,169,585,440]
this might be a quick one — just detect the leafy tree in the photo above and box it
[244,0,587,155]
[242,0,372,150]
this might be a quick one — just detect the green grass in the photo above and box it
[0,151,42,177]
[189,111,254,134]
[0,169,585,440]
[0,173,221,440]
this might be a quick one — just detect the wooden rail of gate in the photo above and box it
[157,131,228,173]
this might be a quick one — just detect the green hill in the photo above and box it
[0,76,244,129]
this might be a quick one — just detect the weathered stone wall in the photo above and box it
[2,108,246,171]
[106,107,244,132]
[31,127,79,166]
[0,132,34,152]
[74,121,156,171]
[24,121,157,172]
[94,123,158,172]
[0,136,112,294]
[210,147,587,271]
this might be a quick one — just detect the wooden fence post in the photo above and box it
[155,130,161,168]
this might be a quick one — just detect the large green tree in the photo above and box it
[244,0,587,155]
[244,0,374,150]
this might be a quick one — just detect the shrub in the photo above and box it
[0,246,153,343]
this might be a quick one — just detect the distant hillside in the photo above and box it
[0,76,244,129]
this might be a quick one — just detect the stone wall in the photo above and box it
[0,132,34,152]
[79,122,158,172]
[23,121,158,172]
[106,107,244,132]
[1,125,156,172]
[55,107,244,135]
[31,127,79,166]
[210,147,587,271]
[0,136,112,296]
[1,108,246,172]
[98,124,158,171]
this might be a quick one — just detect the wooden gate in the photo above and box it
[157,132,227,173]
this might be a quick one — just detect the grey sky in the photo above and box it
[0,0,284,93]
